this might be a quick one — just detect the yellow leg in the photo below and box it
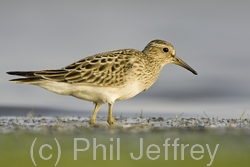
[89,103,102,124]
[107,103,116,125]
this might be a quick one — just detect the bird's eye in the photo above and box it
[163,47,169,52]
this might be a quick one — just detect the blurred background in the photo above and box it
[1,0,249,118]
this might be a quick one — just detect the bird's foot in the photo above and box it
[89,118,96,124]
[107,117,116,125]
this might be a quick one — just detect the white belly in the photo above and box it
[37,81,143,104]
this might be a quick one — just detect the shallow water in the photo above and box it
[1,109,249,167]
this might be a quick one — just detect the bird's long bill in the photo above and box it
[173,55,198,75]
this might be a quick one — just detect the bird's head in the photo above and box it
[143,39,197,75]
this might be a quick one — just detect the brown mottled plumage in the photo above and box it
[7,39,197,125]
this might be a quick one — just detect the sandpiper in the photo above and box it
[7,39,197,125]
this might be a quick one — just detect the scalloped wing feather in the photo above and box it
[63,49,141,86]
[22,49,143,86]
